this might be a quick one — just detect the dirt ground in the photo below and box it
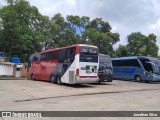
[0,79,160,120]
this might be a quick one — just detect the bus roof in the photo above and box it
[111,56,157,60]
[99,54,110,57]
[32,44,97,55]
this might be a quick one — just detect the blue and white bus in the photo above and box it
[112,56,160,82]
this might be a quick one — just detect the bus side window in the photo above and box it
[32,54,41,62]
[70,47,76,57]
[66,49,70,59]
[140,59,153,72]
[41,53,46,61]
[112,60,122,66]
[58,49,66,60]
[66,47,76,59]
[53,51,58,60]
[131,59,141,67]
[46,52,52,60]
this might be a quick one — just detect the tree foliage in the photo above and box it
[115,32,159,57]
[82,18,119,55]
[115,45,128,57]
[49,14,120,56]
[0,0,159,62]
[0,0,51,62]
[127,32,159,57]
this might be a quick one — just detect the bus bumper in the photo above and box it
[152,74,160,81]
[99,75,113,82]
[75,76,98,84]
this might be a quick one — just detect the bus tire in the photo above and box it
[56,76,62,85]
[96,80,101,84]
[50,75,56,84]
[135,75,141,82]
[145,80,151,83]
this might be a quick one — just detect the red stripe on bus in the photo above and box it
[79,76,97,78]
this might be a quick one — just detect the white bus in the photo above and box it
[29,44,99,84]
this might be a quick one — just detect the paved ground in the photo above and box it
[0,79,160,120]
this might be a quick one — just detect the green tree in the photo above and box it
[50,13,83,48]
[49,14,119,55]
[0,0,51,62]
[127,32,145,55]
[145,34,159,57]
[127,32,159,57]
[83,18,119,56]
[1,1,121,61]
[115,45,128,57]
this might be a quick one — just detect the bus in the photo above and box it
[158,59,160,72]
[28,44,99,84]
[112,56,160,82]
[98,54,113,83]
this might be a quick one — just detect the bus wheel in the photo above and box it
[135,75,141,82]
[145,80,151,83]
[57,76,62,85]
[96,80,101,84]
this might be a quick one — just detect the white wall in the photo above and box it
[0,64,14,76]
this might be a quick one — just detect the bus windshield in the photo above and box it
[149,60,159,74]
[80,46,98,63]
[99,55,112,70]
[139,58,159,74]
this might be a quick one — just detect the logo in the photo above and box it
[2,112,11,117]
[81,67,86,70]
[1,112,42,118]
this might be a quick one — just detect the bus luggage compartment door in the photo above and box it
[69,71,75,84]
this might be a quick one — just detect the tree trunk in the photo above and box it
[9,36,13,54]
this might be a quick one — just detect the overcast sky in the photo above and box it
[1,0,160,55]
